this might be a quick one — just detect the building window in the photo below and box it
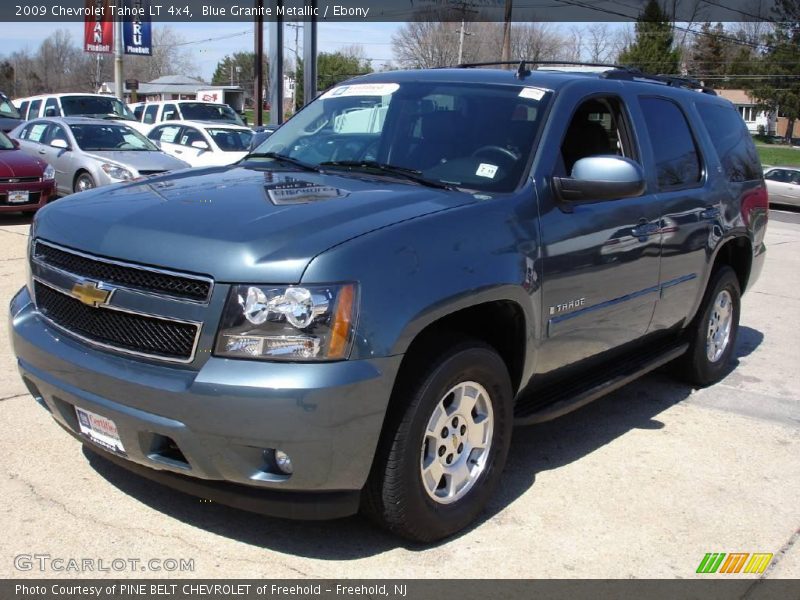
[738,105,757,122]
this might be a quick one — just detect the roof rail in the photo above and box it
[454,60,717,94]
[600,68,717,95]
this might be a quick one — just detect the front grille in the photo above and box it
[34,281,198,361]
[34,241,211,302]
[0,177,39,184]
[0,192,40,206]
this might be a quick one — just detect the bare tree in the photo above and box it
[125,26,199,82]
[392,19,462,68]
[582,23,624,63]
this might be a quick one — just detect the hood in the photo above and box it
[33,164,477,282]
[0,149,47,178]
[83,150,189,173]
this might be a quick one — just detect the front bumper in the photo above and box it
[0,180,54,212]
[11,286,402,519]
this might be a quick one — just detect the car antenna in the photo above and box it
[516,61,531,79]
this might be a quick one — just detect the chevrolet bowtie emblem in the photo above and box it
[70,281,112,307]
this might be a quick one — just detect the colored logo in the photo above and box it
[696,552,773,574]
[70,281,112,308]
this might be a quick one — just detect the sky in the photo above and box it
[2,21,403,81]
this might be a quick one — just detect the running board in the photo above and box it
[514,342,689,425]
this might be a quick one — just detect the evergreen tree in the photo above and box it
[618,0,680,75]
[294,51,372,111]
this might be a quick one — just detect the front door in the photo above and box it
[535,93,662,374]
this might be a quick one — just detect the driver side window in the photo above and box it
[559,96,633,176]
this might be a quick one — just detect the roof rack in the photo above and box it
[600,68,717,95]
[454,60,717,95]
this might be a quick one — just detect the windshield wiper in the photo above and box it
[244,151,320,172]
[319,160,455,190]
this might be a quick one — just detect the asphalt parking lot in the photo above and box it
[0,209,798,580]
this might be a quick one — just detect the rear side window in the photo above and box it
[639,97,702,190]
[19,101,29,119]
[44,98,61,117]
[144,104,158,124]
[696,103,762,182]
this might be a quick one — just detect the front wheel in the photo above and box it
[675,265,741,386]
[74,172,95,194]
[364,340,513,542]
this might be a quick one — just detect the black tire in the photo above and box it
[74,172,95,194]
[363,338,513,542]
[674,265,741,387]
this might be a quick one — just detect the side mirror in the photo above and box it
[553,156,645,203]
[11,139,19,149]
[190,140,209,151]
[50,138,69,150]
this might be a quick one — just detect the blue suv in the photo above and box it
[10,63,768,541]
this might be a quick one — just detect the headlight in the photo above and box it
[42,164,55,181]
[101,163,134,181]
[214,284,358,361]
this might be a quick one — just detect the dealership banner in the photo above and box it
[82,0,113,53]
[123,0,152,56]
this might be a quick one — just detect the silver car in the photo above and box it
[764,166,800,208]
[9,117,190,195]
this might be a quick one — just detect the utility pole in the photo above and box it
[501,0,513,68]
[254,0,264,126]
[113,17,124,100]
[456,2,476,65]
[303,0,317,106]
[287,23,301,113]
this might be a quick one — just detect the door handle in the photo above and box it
[38,148,46,155]
[700,206,720,220]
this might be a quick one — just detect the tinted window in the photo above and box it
[45,123,69,145]
[19,101,29,119]
[163,104,178,121]
[148,125,182,144]
[43,98,61,117]
[25,121,48,143]
[144,104,158,124]
[207,128,252,151]
[29,99,42,118]
[765,169,789,182]
[639,97,701,190]
[133,105,144,121]
[70,124,158,151]
[178,127,205,147]
[178,102,244,125]
[697,103,762,182]
[60,95,136,120]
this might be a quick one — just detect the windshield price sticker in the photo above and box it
[519,87,548,101]
[321,83,400,99]
[476,163,498,179]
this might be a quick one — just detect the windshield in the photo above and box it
[179,102,244,125]
[0,94,20,120]
[61,96,136,121]
[206,128,252,152]
[69,124,159,152]
[250,81,551,192]
[0,130,14,150]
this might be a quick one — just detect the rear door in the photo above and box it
[535,90,662,373]
[148,124,184,160]
[635,96,710,332]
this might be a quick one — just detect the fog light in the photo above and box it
[274,450,293,474]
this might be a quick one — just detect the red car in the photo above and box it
[0,129,55,213]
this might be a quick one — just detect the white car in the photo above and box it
[147,120,253,167]
[764,166,800,208]
[130,100,245,127]
[14,93,148,134]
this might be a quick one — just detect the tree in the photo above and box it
[745,0,800,142]
[688,22,731,80]
[211,52,269,104]
[125,26,198,82]
[392,18,462,69]
[618,0,681,74]
[294,49,372,110]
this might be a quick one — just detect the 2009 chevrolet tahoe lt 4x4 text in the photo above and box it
[10,64,768,542]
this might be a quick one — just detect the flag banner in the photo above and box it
[123,0,152,56]
[83,0,113,53]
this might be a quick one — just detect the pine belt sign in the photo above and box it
[123,0,152,56]
[83,0,112,53]
[82,0,152,56]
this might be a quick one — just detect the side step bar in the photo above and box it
[514,342,689,425]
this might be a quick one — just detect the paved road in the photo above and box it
[0,212,797,580]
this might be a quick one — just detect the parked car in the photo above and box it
[129,100,245,127]
[147,120,253,166]
[0,129,54,211]
[11,65,768,542]
[0,92,23,133]
[764,166,800,208]
[9,117,189,195]
[15,93,148,135]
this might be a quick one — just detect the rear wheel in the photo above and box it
[364,339,513,542]
[675,266,741,386]
[74,172,95,194]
